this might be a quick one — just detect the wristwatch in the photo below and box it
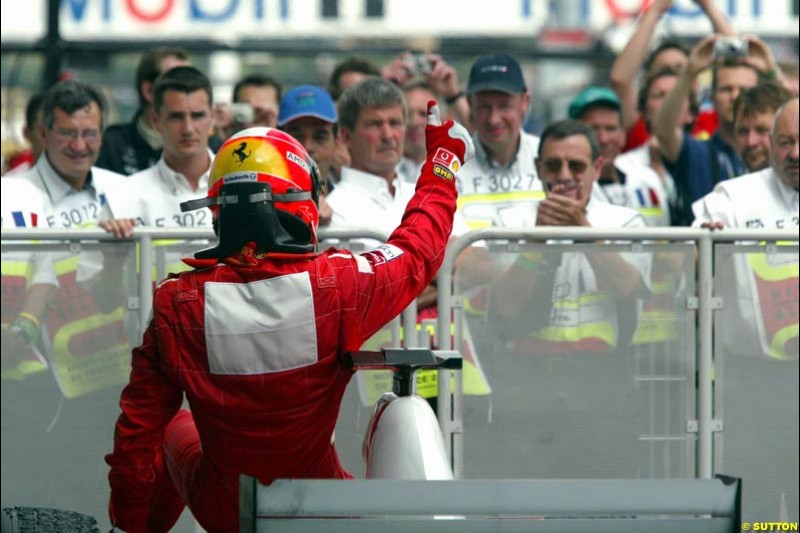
[445,91,466,105]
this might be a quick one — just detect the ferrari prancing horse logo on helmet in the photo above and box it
[232,142,252,166]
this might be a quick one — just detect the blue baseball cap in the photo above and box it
[278,85,337,127]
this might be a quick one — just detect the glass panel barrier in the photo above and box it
[713,242,799,522]
[22,229,800,521]
[0,229,402,529]
[453,240,697,480]
[1,239,138,523]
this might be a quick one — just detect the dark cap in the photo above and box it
[568,86,621,120]
[467,54,527,95]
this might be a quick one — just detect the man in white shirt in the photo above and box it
[327,77,413,236]
[328,77,471,242]
[693,98,799,229]
[16,81,125,233]
[693,98,798,361]
[100,66,217,283]
[327,77,485,404]
[12,79,130,399]
[457,54,544,229]
[1,178,56,380]
[570,86,670,226]
[102,66,215,234]
[492,119,651,355]
[15,80,126,286]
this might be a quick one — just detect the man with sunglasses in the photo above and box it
[492,120,650,356]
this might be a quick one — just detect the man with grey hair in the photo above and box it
[327,76,471,315]
[326,76,411,233]
[13,80,129,384]
[692,98,798,364]
[693,97,798,229]
[17,79,125,230]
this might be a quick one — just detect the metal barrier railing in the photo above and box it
[2,226,798,495]
[433,227,798,481]
[1,226,396,327]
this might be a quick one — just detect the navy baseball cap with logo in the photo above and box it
[278,85,337,127]
[568,86,621,120]
[467,54,527,95]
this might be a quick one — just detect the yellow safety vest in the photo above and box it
[529,292,618,352]
[747,250,799,361]
[1,261,49,380]
[632,253,681,345]
[44,254,132,398]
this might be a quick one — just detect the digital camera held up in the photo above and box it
[403,52,432,76]
[230,103,255,124]
[713,37,749,60]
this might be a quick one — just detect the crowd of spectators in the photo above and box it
[2,0,797,391]
[1,0,797,377]
[1,2,798,528]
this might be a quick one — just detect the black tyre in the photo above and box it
[1,507,100,533]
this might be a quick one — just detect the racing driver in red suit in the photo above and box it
[105,101,475,533]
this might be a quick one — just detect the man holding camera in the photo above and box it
[212,74,282,147]
[655,34,780,224]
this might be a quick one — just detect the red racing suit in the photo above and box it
[105,147,459,532]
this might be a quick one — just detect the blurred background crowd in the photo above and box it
[0,1,798,528]
[1,0,798,206]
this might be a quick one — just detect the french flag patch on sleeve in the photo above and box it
[11,211,38,228]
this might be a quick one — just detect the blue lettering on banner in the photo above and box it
[190,0,239,22]
[62,0,97,20]
[61,0,291,23]
[577,0,761,23]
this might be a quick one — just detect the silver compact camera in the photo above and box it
[713,37,749,60]
[403,53,432,76]
[230,103,255,124]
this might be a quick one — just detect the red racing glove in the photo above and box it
[421,101,475,183]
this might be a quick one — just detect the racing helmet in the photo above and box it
[181,127,322,259]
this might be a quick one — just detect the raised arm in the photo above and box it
[610,0,674,131]
[694,0,736,36]
[426,53,473,133]
[348,102,475,343]
[655,35,717,162]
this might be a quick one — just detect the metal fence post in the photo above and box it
[697,233,714,479]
